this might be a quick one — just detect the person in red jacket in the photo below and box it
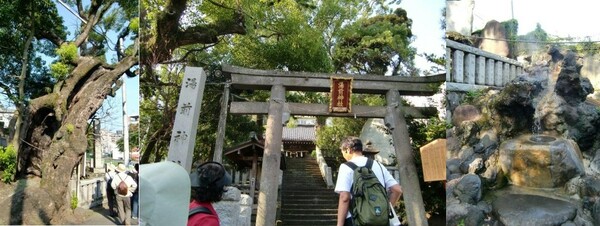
[188,161,232,226]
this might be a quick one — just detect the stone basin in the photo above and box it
[499,134,584,188]
[493,194,577,226]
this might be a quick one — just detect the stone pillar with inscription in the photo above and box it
[167,67,207,171]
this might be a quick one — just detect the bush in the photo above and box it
[0,145,17,183]
[70,192,78,210]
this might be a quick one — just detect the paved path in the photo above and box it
[83,203,139,225]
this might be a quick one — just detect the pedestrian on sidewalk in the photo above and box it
[129,163,140,219]
[334,136,403,226]
[111,163,138,226]
[188,161,232,226]
[104,164,118,217]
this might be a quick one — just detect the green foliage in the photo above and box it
[129,17,139,35]
[462,89,486,104]
[65,123,75,134]
[0,0,64,102]
[333,8,415,75]
[315,117,367,156]
[0,145,17,183]
[50,62,71,80]
[500,19,518,58]
[56,42,78,62]
[70,193,78,210]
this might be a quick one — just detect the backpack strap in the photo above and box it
[189,206,213,218]
[344,161,358,170]
[344,158,374,170]
[365,158,374,169]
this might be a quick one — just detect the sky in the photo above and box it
[399,0,446,74]
[472,0,600,39]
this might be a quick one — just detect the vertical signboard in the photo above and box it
[167,67,207,172]
[419,139,447,182]
[329,77,353,113]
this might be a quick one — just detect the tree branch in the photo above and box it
[76,0,86,21]
[161,43,218,64]
[150,0,247,64]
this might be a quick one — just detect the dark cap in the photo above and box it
[190,162,232,188]
[362,140,380,154]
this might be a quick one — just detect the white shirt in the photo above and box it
[334,156,398,218]
[111,171,138,197]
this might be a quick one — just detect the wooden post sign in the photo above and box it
[330,77,353,113]
[419,139,446,182]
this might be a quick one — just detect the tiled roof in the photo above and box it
[282,125,316,142]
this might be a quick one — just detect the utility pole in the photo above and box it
[122,76,130,165]
[511,0,514,20]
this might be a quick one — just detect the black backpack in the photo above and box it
[344,158,391,226]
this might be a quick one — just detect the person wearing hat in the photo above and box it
[111,163,138,226]
[188,161,232,226]
[362,140,380,160]
[334,136,402,226]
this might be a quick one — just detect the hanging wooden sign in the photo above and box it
[330,77,353,113]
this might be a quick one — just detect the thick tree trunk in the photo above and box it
[16,55,137,224]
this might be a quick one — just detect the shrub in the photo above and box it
[70,192,78,210]
[0,145,17,183]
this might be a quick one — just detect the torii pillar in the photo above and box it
[386,90,428,226]
[255,84,285,226]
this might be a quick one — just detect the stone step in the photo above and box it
[281,203,339,209]
[283,198,338,204]
[280,157,338,225]
[279,219,337,226]
[280,213,337,220]
[280,208,338,215]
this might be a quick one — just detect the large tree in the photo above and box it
[0,0,138,224]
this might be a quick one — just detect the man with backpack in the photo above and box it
[111,163,138,226]
[335,137,403,226]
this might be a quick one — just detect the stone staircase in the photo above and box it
[280,156,338,225]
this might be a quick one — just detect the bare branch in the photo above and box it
[161,43,218,64]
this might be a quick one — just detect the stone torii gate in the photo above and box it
[217,65,444,226]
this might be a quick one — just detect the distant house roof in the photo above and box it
[224,139,285,169]
[282,125,316,142]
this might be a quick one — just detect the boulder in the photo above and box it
[446,202,485,226]
[452,105,481,126]
[555,51,594,105]
[493,194,577,226]
[476,20,510,57]
[453,174,482,204]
